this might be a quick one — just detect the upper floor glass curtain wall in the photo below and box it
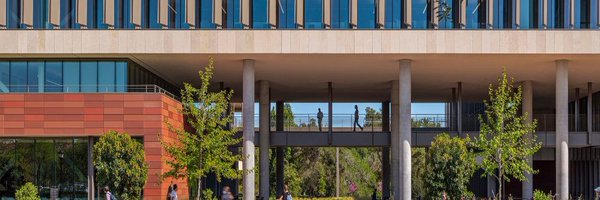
[253,0,269,28]
[466,0,486,28]
[385,0,403,28]
[279,0,297,28]
[413,0,431,28]
[331,0,350,28]
[305,0,324,28]
[358,0,376,28]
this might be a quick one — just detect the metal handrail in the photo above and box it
[0,84,177,99]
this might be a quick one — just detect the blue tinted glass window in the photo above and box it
[279,0,296,28]
[358,0,376,28]
[201,0,216,28]
[96,0,108,28]
[34,0,49,28]
[148,0,161,28]
[0,62,9,92]
[116,62,127,92]
[63,61,80,92]
[592,0,599,28]
[466,0,483,28]
[520,0,539,29]
[7,0,21,28]
[45,62,63,92]
[305,0,323,29]
[438,0,454,28]
[98,61,116,92]
[548,0,565,28]
[10,62,27,92]
[252,0,269,29]
[229,0,244,28]
[385,0,402,28]
[493,0,513,28]
[412,0,429,29]
[28,61,45,92]
[81,62,98,92]
[60,0,74,28]
[331,0,350,28]
[576,0,590,28]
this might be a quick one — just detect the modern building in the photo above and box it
[1,0,600,200]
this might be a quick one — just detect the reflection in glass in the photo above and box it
[358,0,376,28]
[98,61,116,92]
[305,0,324,29]
[253,0,269,28]
[332,0,350,28]
[0,62,9,92]
[46,61,63,92]
[116,62,128,92]
[81,62,98,92]
[28,61,45,92]
[229,0,244,28]
[201,0,216,28]
[279,0,297,28]
[385,0,403,29]
[10,62,27,92]
[63,61,81,92]
[413,0,430,29]
[466,0,486,29]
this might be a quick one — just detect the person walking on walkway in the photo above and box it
[169,184,178,200]
[317,108,324,132]
[277,184,292,200]
[353,105,363,132]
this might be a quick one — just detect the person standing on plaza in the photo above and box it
[169,184,178,200]
[222,186,234,200]
[317,108,324,132]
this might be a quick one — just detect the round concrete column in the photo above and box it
[522,81,534,200]
[399,60,412,200]
[259,80,270,200]
[555,60,569,200]
[391,80,400,197]
[243,59,256,200]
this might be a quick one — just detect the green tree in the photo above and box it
[364,107,382,128]
[270,103,298,129]
[424,133,476,199]
[412,148,427,199]
[473,69,541,200]
[94,131,148,199]
[411,118,442,128]
[15,182,40,200]
[161,57,242,200]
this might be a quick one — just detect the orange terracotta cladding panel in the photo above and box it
[0,93,188,200]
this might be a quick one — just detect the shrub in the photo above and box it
[94,131,148,199]
[533,190,552,200]
[15,182,40,200]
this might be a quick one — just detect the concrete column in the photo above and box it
[49,0,60,27]
[515,0,521,28]
[575,88,580,131]
[259,80,270,200]
[399,60,412,200]
[555,60,569,200]
[522,81,534,200]
[324,0,331,28]
[404,0,412,28]
[378,0,386,28]
[159,0,169,27]
[77,0,88,27]
[243,59,256,200]
[587,82,592,144]
[460,0,467,28]
[0,0,6,28]
[242,0,251,28]
[457,82,463,135]
[186,0,196,28]
[391,80,400,198]
[487,0,494,28]
[21,0,33,28]
[382,102,390,200]
[297,0,304,28]
[104,0,115,27]
[351,0,358,28]
[275,101,285,197]
[88,137,95,200]
[215,0,223,28]
[269,0,277,28]
[543,0,548,28]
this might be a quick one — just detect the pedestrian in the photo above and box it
[105,186,117,200]
[353,105,363,132]
[371,186,377,200]
[222,186,234,200]
[277,184,292,200]
[317,108,324,132]
[169,184,178,200]
[167,184,173,200]
[594,187,600,200]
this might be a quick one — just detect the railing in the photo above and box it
[0,84,176,99]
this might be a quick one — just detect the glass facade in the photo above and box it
[3,0,600,29]
[0,60,174,94]
[305,0,324,28]
[0,138,88,199]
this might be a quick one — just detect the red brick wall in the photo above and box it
[0,93,188,200]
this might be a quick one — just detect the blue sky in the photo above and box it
[253,102,446,114]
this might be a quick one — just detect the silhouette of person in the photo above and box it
[354,105,363,132]
[317,108,324,132]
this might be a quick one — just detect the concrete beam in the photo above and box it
[243,59,256,200]
[555,60,569,200]
[259,80,270,200]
